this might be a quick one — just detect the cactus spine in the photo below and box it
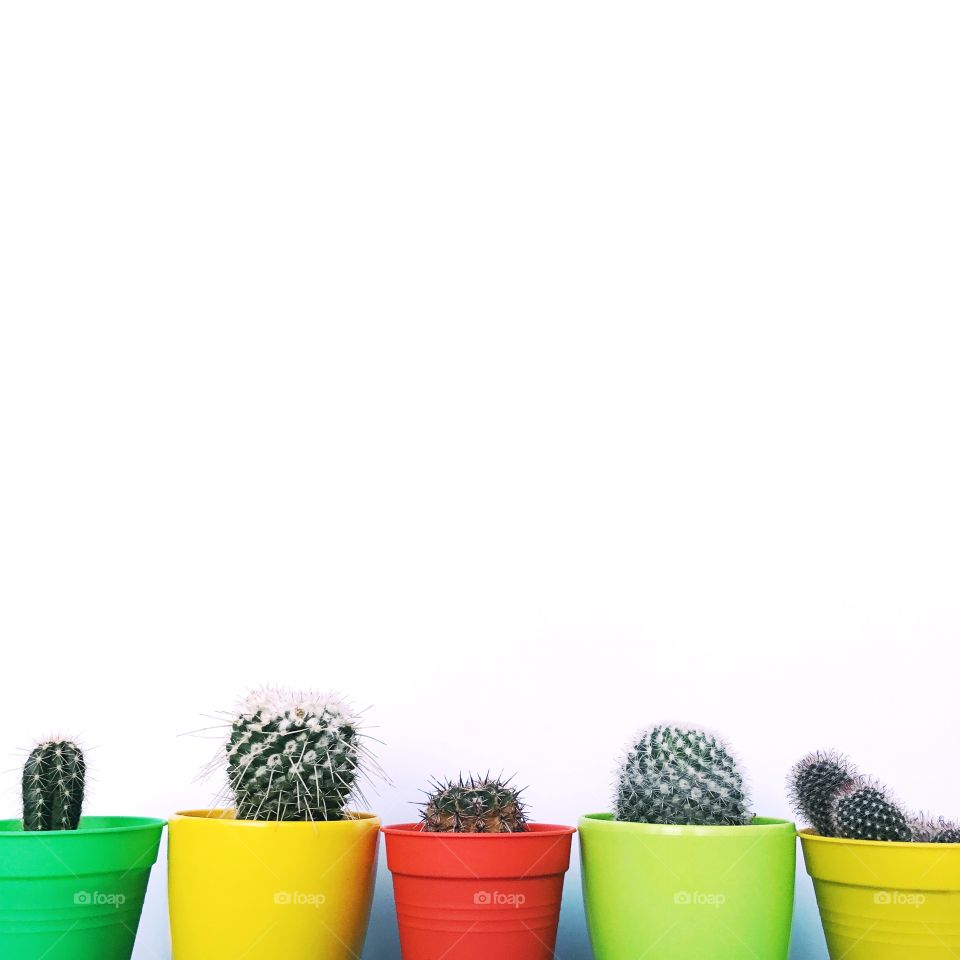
[615,725,752,827]
[22,740,86,832]
[421,774,528,833]
[788,751,857,838]
[226,688,372,822]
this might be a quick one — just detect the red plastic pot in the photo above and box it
[382,822,575,960]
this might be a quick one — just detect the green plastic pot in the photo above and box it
[579,813,796,960]
[0,815,165,960]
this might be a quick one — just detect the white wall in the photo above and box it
[2,3,959,958]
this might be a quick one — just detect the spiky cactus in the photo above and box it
[788,751,857,837]
[22,740,86,832]
[834,781,911,842]
[615,725,752,826]
[912,816,960,844]
[935,825,960,843]
[226,688,372,822]
[420,774,528,833]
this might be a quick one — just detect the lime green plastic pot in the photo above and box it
[579,813,796,960]
[800,829,960,958]
[0,815,165,960]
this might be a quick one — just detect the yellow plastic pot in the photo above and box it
[800,829,960,958]
[168,809,380,960]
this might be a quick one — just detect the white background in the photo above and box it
[2,3,959,958]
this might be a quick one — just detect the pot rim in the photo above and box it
[579,812,795,836]
[382,821,575,839]
[798,827,960,850]
[0,815,165,838]
[172,808,380,827]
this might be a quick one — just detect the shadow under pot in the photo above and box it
[168,809,381,960]
[382,822,576,960]
[579,813,796,960]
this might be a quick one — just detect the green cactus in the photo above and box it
[788,751,857,838]
[911,816,960,844]
[420,774,528,833]
[226,688,373,822]
[615,725,752,826]
[834,781,911,842]
[22,740,86,832]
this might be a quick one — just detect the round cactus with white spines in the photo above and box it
[615,725,752,826]
[833,780,911,842]
[225,688,374,822]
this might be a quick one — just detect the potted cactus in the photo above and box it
[790,750,960,959]
[382,773,575,960]
[168,688,383,960]
[579,725,796,960]
[0,738,165,960]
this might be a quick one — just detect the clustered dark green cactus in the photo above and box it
[615,725,752,827]
[420,774,528,833]
[788,750,958,843]
[226,688,373,822]
[22,739,86,832]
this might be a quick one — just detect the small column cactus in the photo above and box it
[420,774,528,833]
[615,725,752,826]
[788,751,857,838]
[22,739,86,832]
[224,687,375,822]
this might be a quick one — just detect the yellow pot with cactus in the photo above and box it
[790,751,960,959]
[168,808,379,960]
[168,688,382,960]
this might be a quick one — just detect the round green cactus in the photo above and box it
[420,774,528,833]
[834,781,911,842]
[615,725,752,826]
[22,739,86,832]
[226,688,373,822]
